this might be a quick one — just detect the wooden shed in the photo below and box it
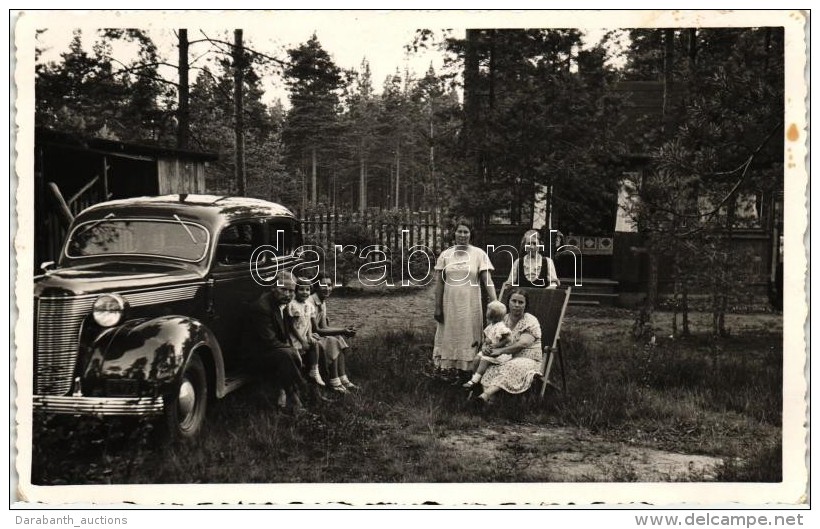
[34,127,219,268]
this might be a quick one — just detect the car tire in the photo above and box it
[163,353,208,441]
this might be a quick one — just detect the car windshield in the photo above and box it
[66,219,209,262]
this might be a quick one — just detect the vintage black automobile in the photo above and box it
[33,195,302,438]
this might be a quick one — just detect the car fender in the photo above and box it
[82,316,226,397]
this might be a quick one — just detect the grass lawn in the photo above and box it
[31,286,783,485]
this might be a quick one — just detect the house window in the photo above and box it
[615,175,640,233]
[698,192,763,228]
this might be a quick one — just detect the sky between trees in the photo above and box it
[36,24,616,107]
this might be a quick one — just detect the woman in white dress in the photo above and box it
[432,219,497,382]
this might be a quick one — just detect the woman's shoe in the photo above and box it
[341,379,358,390]
[469,393,487,409]
[309,370,326,386]
[330,383,349,394]
[276,389,288,409]
[307,384,333,404]
[478,393,495,407]
[462,380,476,389]
[285,392,304,415]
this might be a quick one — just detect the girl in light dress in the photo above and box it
[307,273,358,393]
[288,276,325,386]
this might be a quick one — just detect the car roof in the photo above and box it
[74,195,297,230]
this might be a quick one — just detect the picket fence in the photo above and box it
[297,208,445,257]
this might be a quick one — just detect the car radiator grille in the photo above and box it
[34,296,95,395]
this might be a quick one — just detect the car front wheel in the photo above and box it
[163,353,208,440]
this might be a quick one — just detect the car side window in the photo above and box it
[266,219,301,256]
[215,222,263,265]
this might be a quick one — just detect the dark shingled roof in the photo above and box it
[36,127,219,162]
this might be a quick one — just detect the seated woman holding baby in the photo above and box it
[465,288,543,404]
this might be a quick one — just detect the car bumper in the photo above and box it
[33,395,165,416]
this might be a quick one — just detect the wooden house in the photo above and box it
[608,82,783,306]
[483,81,783,307]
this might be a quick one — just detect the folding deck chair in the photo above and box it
[500,286,572,397]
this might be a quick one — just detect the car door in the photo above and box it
[264,217,303,277]
[207,219,267,370]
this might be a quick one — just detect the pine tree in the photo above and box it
[340,59,380,211]
[282,34,343,208]
[187,57,291,204]
[622,27,784,336]
[434,29,625,232]
[35,29,175,143]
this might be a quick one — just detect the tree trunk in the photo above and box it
[429,103,437,210]
[711,242,720,336]
[311,146,317,204]
[464,30,480,135]
[464,28,482,207]
[233,29,246,196]
[300,168,306,212]
[662,28,675,134]
[546,183,553,232]
[719,194,737,336]
[647,248,659,333]
[645,29,676,320]
[671,249,680,338]
[682,276,690,336]
[177,29,189,150]
[359,151,367,212]
[488,30,495,109]
[332,164,337,210]
[395,142,401,209]
[687,28,697,66]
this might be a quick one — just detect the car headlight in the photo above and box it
[92,294,127,327]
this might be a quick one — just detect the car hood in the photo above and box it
[34,264,205,298]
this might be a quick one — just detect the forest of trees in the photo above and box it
[34,26,785,330]
[35,29,462,215]
[35,27,782,217]
[34,27,782,224]
[34,28,626,224]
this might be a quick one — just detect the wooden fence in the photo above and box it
[297,208,445,256]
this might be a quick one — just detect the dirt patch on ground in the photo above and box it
[437,425,722,482]
[328,283,436,338]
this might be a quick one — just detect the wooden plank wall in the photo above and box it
[157,158,206,194]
